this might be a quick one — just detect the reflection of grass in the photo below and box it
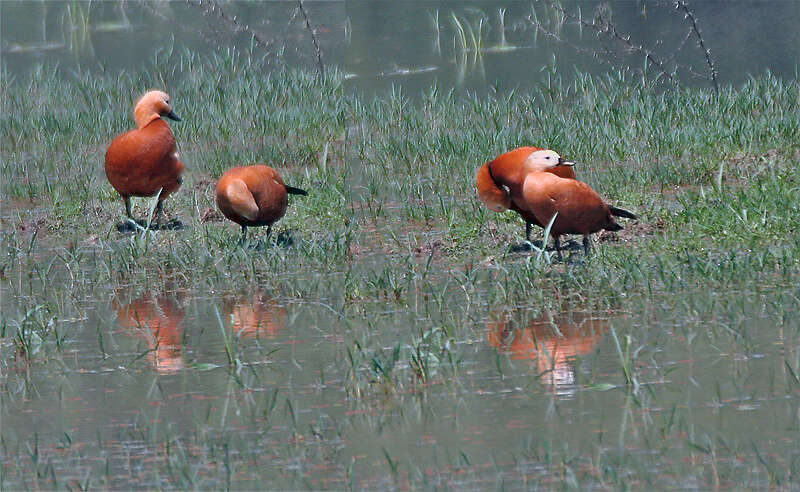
[449,10,485,84]
[485,6,522,53]
[2,51,800,489]
[450,11,468,59]
[449,10,484,60]
[59,1,132,59]
[427,9,441,56]
[63,0,94,57]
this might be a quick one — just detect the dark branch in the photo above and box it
[528,1,720,91]
[297,0,326,77]
[527,2,680,88]
[675,0,719,93]
[185,0,275,54]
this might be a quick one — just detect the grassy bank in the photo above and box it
[3,54,797,292]
[2,52,799,488]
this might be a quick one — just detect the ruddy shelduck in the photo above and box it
[105,90,184,224]
[215,164,307,243]
[515,149,636,258]
[476,146,577,241]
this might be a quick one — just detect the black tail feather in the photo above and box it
[609,206,637,220]
[285,185,308,196]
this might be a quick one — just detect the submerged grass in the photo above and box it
[1,50,799,488]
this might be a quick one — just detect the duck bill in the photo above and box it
[557,158,574,167]
[165,111,182,122]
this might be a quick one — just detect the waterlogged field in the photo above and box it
[2,53,799,489]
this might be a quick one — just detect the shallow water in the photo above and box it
[2,256,799,488]
[3,1,799,95]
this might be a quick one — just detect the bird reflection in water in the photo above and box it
[487,311,609,396]
[224,292,286,339]
[115,292,286,373]
[114,294,186,374]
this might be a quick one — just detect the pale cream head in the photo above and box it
[521,149,574,173]
[133,90,180,128]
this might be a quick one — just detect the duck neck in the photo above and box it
[134,106,162,129]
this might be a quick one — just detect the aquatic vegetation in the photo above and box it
[1,51,799,488]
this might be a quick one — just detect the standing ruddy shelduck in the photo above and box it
[215,164,307,243]
[476,146,577,241]
[104,90,184,224]
[516,149,636,259]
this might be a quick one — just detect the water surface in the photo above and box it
[3,1,798,94]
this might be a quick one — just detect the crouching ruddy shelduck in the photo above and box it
[105,90,184,225]
[215,165,307,243]
[476,146,577,241]
[516,149,636,259]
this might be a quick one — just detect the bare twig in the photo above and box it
[675,0,719,93]
[528,1,719,91]
[607,22,679,86]
[297,0,325,77]
[527,2,680,87]
[525,15,619,72]
[662,27,694,64]
[185,0,275,53]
